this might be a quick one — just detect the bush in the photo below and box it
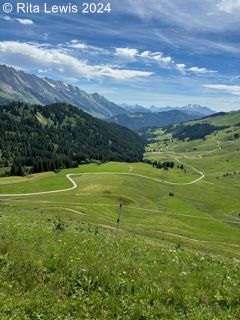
[52,217,66,232]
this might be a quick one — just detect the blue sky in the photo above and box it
[0,0,240,111]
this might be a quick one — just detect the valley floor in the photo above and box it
[0,129,240,319]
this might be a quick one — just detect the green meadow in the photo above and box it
[0,113,240,319]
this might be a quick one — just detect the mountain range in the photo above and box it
[121,103,215,117]
[0,64,126,119]
[109,110,202,131]
[0,64,216,131]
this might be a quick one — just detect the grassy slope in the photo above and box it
[0,211,239,320]
[0,111,240,319]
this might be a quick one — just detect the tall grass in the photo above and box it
[0,210,239,320]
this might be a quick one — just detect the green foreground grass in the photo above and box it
[0,210,239,320]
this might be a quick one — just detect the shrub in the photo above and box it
[52,217,66,232]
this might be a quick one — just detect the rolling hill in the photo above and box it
[0,64,127,119]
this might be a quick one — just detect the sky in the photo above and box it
[0,0,240,111]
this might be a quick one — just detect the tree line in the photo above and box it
[166,123,229,141]
[143,159,175,170]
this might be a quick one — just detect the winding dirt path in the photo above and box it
[0,169,205,197]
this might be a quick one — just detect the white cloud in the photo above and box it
[188,67,217,74]
[115,47,138,58]
[175,62,217,74]
[139,50,173,65]
[3,16,11,21]
[67,40,109,55]
[204,84,240,95]
[0,41,152,80]
[15,18,34,25]
[217,0,240,13]
[115,48,173,66]
[139,50,150,58]
[95,67,152,80]
[176,63,217,75]
[2,15,34,25]
[115,47,216,74]
[176,64,186,72]
[69,43,88,50]
[0,40,216,81]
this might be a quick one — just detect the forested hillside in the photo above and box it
[163,110,240,141]
[0,102,144,175]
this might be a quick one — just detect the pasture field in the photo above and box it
[0,116,240,319]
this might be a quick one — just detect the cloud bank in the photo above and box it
[0,41,153,80]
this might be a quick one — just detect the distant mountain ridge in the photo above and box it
[0,64,127,119]
[121,103,215,117]
[120,103,149,113]
[109,110,202,131]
